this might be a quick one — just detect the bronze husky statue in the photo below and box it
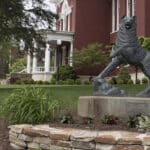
[94,16,150,97]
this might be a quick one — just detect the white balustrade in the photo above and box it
[34,67,56,73]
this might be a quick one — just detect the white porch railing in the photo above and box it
[34,67,56,73]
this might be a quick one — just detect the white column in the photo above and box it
[63,17,66,31]
[32,52,37,73]
[132,0,135,16]
[126,0,130,17]
[27,50,31,73]
[44,43,50,73]
[112,0,115,32]
[69,41,73,67]
[117,0,120,30]
[68,14,71,31]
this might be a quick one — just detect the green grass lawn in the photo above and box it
[0,85,93,112]
[0,84,148,112]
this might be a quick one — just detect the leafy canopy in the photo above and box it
[73,43,109,68]
[0,0,57,49]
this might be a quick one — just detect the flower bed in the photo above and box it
[9,124,150,150]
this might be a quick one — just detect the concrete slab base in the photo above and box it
[78,96,150,118]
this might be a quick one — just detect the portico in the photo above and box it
[26,31,74,81]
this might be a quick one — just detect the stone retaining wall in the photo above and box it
[9,124,150,150]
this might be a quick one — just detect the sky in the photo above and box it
[20,0,57,50]
[23,0,56,13]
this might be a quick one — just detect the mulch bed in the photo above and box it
[0,118,15,150]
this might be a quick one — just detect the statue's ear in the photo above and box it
[121,15,126,19]
[133,16,136,20]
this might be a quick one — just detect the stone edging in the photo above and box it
[9,124,150,150]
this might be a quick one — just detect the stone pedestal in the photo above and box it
[78,96,150,118]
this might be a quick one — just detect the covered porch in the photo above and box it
[26,31,74,81]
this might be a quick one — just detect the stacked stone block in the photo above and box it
[9,124,150,150]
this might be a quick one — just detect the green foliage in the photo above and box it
[135,79,141,84]
[66,79,74,85]
[108,77,117,85]
[57,80,65,85]
[127,115,139,128]
[10,57,26,73]
[1,87,60,124]
[83,80,91,85]
[127,79,134,84]
[75,79,82,85]
[0,0,57,48]
[53,65,78,81]
[0,40,12,77]
[50,78,56,84]
[116,78,124,84]
[117,66,131,84]
[73,43,109,68]
[138,115,150,131]
[142,77,148,84]
[139,37,150,51]
[101,114,119,125]
[60,113,73,124]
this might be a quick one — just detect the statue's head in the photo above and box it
[119,16,136,32]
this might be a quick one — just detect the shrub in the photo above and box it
[138,115,150,131]
[108,77,117,85]
[83,80,90,85]
[75,79,82,85]
[50,78,56,85]
[127,79,134,84]
[1,87,60,124]
[53,65,78,81]
[142,78,148,84]
[101,114,119,125]
[127,115,139,128]
[36,80,43,84]
[66,79,74,85]
[43,81,50,85]
[135,79,141,84]
[116,78,124,84]
[58,80,65,85]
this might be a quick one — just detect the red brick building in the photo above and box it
[56,0,150,47]
[27,0,150,81]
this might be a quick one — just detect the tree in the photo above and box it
[73,43,109,69]
[0,0,57,49]
[0,40,13,78]
[10,57,27,73]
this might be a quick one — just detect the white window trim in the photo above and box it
[112,0,120,33]
[126,0,135,17]
[116,0,120,30]
[112,0,115,32]
[132,0,136,16]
